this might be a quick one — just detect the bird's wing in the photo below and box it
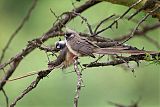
[68,36,97,58]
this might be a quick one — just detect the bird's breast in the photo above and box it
[65,39,81,56]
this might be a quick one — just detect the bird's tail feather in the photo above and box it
[94,48,159,55]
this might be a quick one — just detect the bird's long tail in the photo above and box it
[94,47,159,55]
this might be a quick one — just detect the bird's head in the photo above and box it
[65,28,77,40]
[55,40,66,49]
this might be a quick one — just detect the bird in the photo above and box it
[64,28,158,57]
[53,28,159,69]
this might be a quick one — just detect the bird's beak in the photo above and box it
[64,34,68,40]
[64,34,67,38]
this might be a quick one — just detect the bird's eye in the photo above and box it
[66,33,71,37]
[65,33,74,40]
[65,33,72,37]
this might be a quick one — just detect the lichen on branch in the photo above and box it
[97,0,160,20]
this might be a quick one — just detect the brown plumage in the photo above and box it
[48,47,75,69]
[62,47,75,68]
[50,28,158,69]
[65,28,159,57]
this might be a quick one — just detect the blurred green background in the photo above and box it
[0,0,160,107]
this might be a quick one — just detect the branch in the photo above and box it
[114,23,160,41]
[99,0,145,8]
[93,0,143,36]
[0,0,101,91]
[73,58,83,107]
[2,88,9,107]
[121,6,159,44]
[0,32,60,91]
[0,0,38,63]
[0,1,159,106]
[108,100,139,107]
[83,54,160,67]
[9,44,70,107]
[99,0,160,20]
[10,68,53,107]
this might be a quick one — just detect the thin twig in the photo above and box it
[71,1,93,34]
[10,68,53,107]
[114,23,160,42]
[121,14,150,44]
[83,53,160,68]
[0,0,101,91]
[121,6,159,44]
[93,0,143,36]
[2,88,9,107]
[73,12,93,35]
[94,14,115,33]
[73,58,83,107]
[0,32,62,70]
[0,0,38,63]
[108,101,139,107]
[6,71,39,82]
[128,0,157,20]
[27,39,61,53]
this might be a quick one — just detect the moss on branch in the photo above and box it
[97,0,160,20]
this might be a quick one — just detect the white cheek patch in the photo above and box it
[65,39,67,45]
[55,40,66,49]
[56,45,60,49]
[59,40,66,45]
[70,34,74,38]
